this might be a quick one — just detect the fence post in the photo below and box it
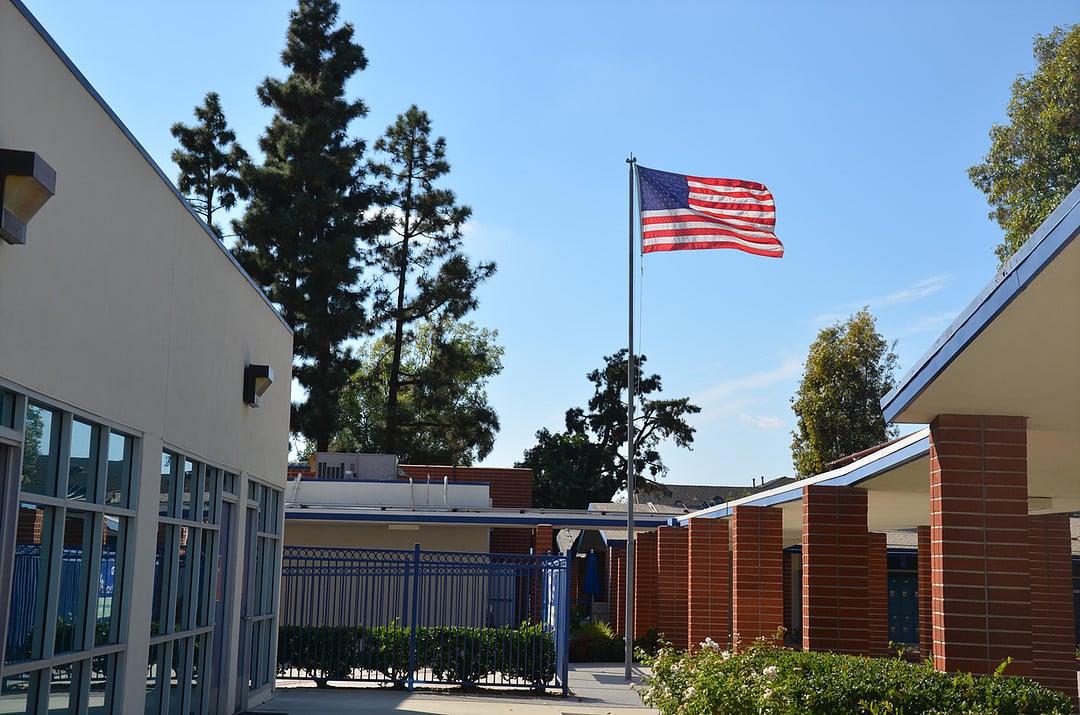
[407,543,421,692]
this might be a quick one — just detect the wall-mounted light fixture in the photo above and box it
[243,364,274,407]
[0,149,56,246]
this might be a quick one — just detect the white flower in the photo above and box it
[685,686,696,698]
[720,650,731,660]
[763,687,774,699]
[700,637,720,651]
[763,665,778,680]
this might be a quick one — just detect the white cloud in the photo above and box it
[738,413,785,430]
[690,356,803,426]
[813,275,951,326]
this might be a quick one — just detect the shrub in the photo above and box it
[569,620,625,662]
[639,636,1074,715]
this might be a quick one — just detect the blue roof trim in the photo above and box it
[676,433,931,524]
[298,477,490,486]
[285,510,675,529]
[882,183,1080,423]
[11,0,291,334]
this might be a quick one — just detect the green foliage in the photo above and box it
[640,638,1073,715]
[366,105,496,458]
[969,25,1080,265]
[790,309,898,476]
[277,623,556,690]
[232,0,387,451]
[334,319,503,465]
[519,350,700,508]
[170,91,248,238]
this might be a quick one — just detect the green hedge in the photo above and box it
[640,637,1075,715]
[278,623,555,689]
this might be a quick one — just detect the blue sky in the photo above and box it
[20,0,1078,486]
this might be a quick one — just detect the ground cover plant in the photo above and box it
[640,633,1074,714]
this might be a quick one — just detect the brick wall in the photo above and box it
[656,525,689,650]
[929,414,1033,677]
[398,464,532,508]
[732,506,783,644]
[609,544,626,634]
[688,518,730,650]
[802,485,870,655]
[1028,513,1077,702]
[634,531,659,638]
[918,525,931,656]
[868,532,888,657]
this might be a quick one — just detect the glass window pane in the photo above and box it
[22,404,59,496]
[196,529,217,628]
[106,432,133,508]
[202,468,218,525]
[56,510,91,655]
[88,652,119,714]
[97,517,125,645]
[176,527,199,630]
[152,524,177,634]
[160,452,174,518]
[182,460,194,520]
[68,418,98,502]
[8,503,51,664]
[46,666,75,714]
[144,643,164,714]
[0,672,34,712]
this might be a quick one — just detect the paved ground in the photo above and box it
[248,664,658,714]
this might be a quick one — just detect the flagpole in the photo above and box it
[624,154,637,681]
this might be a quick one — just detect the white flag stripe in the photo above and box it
[686,179,774,200]
[642,233,784,253]
[642,209,777,236]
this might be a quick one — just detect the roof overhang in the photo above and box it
[285,506,676,531]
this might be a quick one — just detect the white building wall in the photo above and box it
[0,2,292,713]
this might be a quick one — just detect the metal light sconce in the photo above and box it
[243,364,274,408]
[0,149,56,246]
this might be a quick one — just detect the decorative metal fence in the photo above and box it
[278,544,569,693]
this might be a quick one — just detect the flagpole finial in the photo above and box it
[626,153,636,165]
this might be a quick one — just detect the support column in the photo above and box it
[608,544,626,634]
[732,506,783,643]
[1028,514,1077,701]
[918,525,931,658]
[533,523,554,555]
[688,517,729,650]
[802,485,869,654]
[656,525,688,650]
[930,414,1032,676]
[868,532,889,657]
[634,531,659,639]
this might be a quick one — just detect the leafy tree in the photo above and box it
[518,350,700,509]
[170,92,248,238]
[232,0,385,450]
[334,319,503,465]
[968,24,1080,265]
[367,105,495,456]
[790,309,899,477]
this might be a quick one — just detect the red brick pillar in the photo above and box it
[688,518,730,651]
[656,525,689,650]
[917,525,932,658]
[732,506,783,644]
[802,485,869,655]
[930,415,1032,677]
[608,544,626,634]
[634,531,659,638]
[533,523,554,555]
[868,532,889,657]
[1028,514,1077,701]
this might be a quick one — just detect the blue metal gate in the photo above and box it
[278,545,569,693]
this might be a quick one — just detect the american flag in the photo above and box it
[637,165,783,257]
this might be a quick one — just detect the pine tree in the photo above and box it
[170,92,248,238]
[233,0,384,450]
[367,105,496,456]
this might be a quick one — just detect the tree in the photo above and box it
[518,350,700,509]
[367,105,496,456]
[790,309,899,477]
[232,0,386,451]
[170,92,248,238]
[968,25,1080,265]
[333,319,503,465]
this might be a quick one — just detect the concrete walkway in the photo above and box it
[248,664,658,714]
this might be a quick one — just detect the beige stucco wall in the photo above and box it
[0,1,292,480]
[284,520,491,553]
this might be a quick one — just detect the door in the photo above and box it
[208,499,234,713]
[234,504,258,713]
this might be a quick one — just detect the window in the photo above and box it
[145,451,225,714]
[247,481,282,693]
[1,402,136,715]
